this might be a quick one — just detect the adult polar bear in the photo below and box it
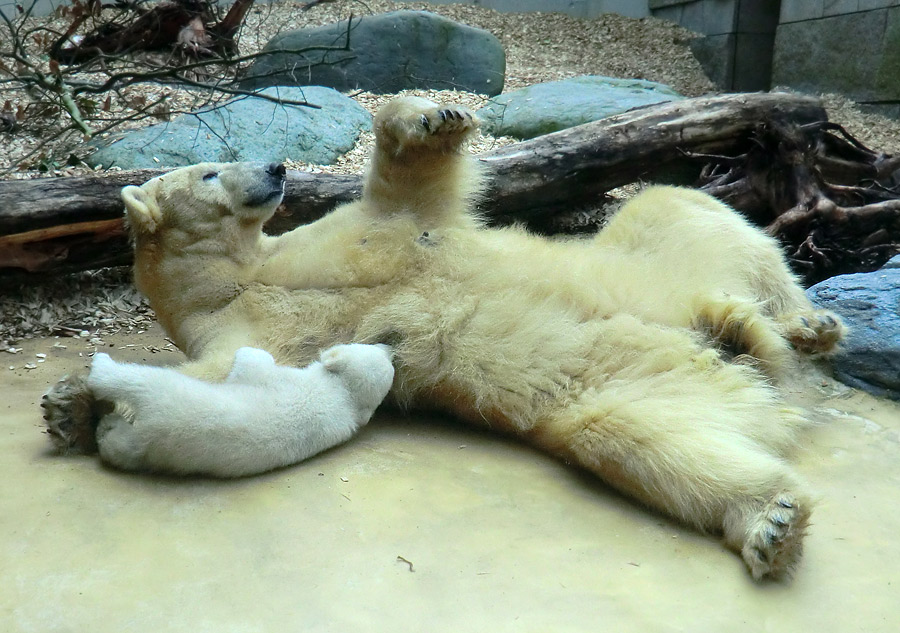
[43,96,843,580]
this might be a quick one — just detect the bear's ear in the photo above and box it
[320,345,350,373]
[122,184,162,234]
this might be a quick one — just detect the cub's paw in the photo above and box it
[41,373,108,454]
[96,413,144,472]
[741,491,811,581]
[375,96,479,153]
[779,310,845,354]
[87,353,117,387]
[227,347,276,383]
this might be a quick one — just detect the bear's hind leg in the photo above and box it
[691,294,794,377]
[531,365,812,580]
[41,352,240,456]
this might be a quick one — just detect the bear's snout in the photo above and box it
[240,163,286,208]
[266,163,286,187]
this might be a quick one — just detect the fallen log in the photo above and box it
[478,92,828,222]
[0,92,828,280]
[0,170,363,275]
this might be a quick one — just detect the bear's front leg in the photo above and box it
[363,97,484,226]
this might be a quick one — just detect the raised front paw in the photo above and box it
[41,373,108,454]
[374,96,479,153]
[741,491,811,581]
[420,106,477,137]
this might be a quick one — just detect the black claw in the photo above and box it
[770,516,788,527]
[439,110,447,121]
[754,548,769,563]
[778,499,794,509]
[800,316,810,328]
[765,527,779,544]
[420,114,430,131]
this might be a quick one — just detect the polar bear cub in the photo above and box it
[87,344,395,477]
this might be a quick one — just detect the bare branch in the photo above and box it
[0,0,360,165]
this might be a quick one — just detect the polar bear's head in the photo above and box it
[321,344,395,418]
[121,162,286,244]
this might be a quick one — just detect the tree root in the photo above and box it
[695,121,900,285]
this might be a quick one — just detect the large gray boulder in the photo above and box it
[87,87,371,169]
[476,76,682,140]
[241,10,505,96]
[807,256,900,401]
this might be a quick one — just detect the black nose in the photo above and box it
[267,162,286,178]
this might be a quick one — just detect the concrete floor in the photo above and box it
[2,326,899,632]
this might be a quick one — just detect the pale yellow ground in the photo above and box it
[1,325,898,632]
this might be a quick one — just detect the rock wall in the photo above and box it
[423,0,649,19]
[649,0,780,92]
[773,1,900,117]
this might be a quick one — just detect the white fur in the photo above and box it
[108,98,844,579]
[87,344,394,477]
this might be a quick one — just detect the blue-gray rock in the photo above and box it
[882,255,900,270]
[241,11,505,96]
[807,262,900,400]
[476,76,683,140]
[87,87,371,169]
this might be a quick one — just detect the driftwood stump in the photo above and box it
[693,121,900,284]
[51,0,256,64]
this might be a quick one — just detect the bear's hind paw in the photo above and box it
[779,310,845,354]
[741,491,811,581]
